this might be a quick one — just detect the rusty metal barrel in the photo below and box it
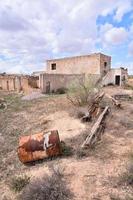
[17,130,62,163]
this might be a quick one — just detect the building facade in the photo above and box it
[46,53,111,76]
[40,73,85,93]
[40,52,128,93]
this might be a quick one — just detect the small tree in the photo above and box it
[67,75,100,106]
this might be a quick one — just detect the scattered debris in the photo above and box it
[113,94,133,101]
[106,94,121,108]
[18,130,62,163]
[82,106,109,148]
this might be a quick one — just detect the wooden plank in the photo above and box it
[81,106,109,148]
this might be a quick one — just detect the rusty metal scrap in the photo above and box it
[18,130,62,163]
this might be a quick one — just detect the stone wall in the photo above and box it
[40,73,85,93]
[0,74,39,93]
[46,53,111,76]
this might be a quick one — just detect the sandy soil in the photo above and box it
[0,87,133,200]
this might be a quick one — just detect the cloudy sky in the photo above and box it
[0,0,133,74]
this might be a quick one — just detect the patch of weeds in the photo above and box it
[118,152,133,187]
[61,141,74,157]
[10,174,30,192]
[76,148,87,158]
[19,168,73,200]
[110,194,123,200]
[119,118,133,129]
[110,194,133,200]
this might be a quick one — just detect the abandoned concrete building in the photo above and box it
[40,53,128,93]
[0,74,39,94]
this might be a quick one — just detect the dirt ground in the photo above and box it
[0,86,133,200]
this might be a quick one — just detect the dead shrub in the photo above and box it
[10,175,30,192]
[19,169,73,200]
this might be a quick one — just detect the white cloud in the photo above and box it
[0,0,132,73]
[114,0,133,22]
[104,27,128,45]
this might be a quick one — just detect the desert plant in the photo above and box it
[19,169,73,200]
[10,174,30,192]
[67,75,100,106]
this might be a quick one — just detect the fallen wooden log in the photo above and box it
[113,94,132,101]
[81,106,109,148]
[81,92,105,122]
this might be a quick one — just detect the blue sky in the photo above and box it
[0,0,132,74]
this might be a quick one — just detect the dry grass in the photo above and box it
[0,88,133,200]
[19,168,73,200]
[9,175,30,192]
[0,91,71,181]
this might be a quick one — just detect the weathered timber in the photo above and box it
[81,106,109,148]
[81,92,105,122]
[106,94,121,108]
[113,94,132,101]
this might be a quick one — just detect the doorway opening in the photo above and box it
[46,81,50,93]
[7,80,9,90]
[115,75,120,86]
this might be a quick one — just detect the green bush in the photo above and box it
[67,76,100,106]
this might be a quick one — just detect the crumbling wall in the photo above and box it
[0,75,15,91]
[20,76,39,94]
[40,73,85,93]
[0,74,39,94]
